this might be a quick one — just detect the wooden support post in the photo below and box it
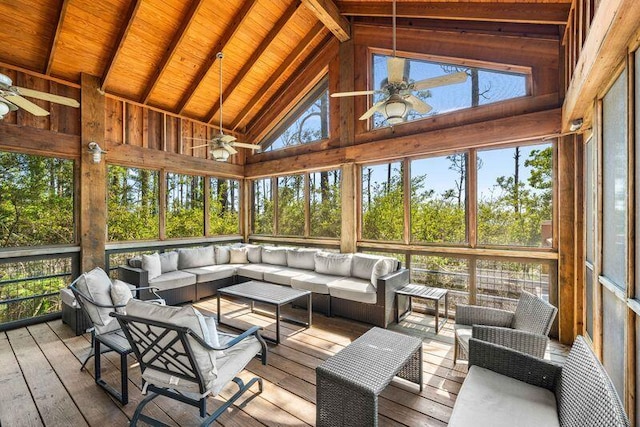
[242,179,251,241]
[159,169,166,241]
[558,135,577,345]
[80,74,106,271]
[341,163,357,253]
[203,177,210,236]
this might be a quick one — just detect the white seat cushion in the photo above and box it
[291,272,344,294]
[263,268,310,286]
[448,366,560,427]
[328,277,377,304]
[149,270,196,290]
[210,332,262,395]
[236,264,283,281]
[182,264,240,283]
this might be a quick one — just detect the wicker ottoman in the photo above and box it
[60,287,92,335]
[316,327,423,427]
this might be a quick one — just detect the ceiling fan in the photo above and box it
[190,52,260,162]
[330,0,468,125]
[0,72,80,119]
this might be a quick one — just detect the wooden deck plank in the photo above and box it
[6,328,88,426]
[0,332,43,427]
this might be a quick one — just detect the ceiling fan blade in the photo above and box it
[359,100,386,121]
[406,95,432,114]
[232,142,261,150]
[183,136,210,142]
[220,134,236,144]
[191,143,210,150]
[15,87,80,108]
[387,57,405,84]
[0,96,19,112]
[223,143,238,155]
[330,90,376,98]
[413,71,468,90]
[3,95,49,116]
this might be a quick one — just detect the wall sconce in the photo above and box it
[87,142,106,163]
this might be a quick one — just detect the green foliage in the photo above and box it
[166,173,204,238]
[310,171,341,238]
[278,175,305,236]
[253,178,274,234]
[0,152,74,246]
[362,166,404,240]
[209,179,239,235]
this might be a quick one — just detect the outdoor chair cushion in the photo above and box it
[236,264,283,281]
[210,332,262,395]
[449,365,560,427]
[75,267,114,326]
[178,246,215,269]
[315,252,352,277]
[159,251,178,273]
[141,253,162,280]
[183,264,240,283]
[454,324,472,355]
[148,270,196,290]
[263,267,309,286]
[261,247,288,266]
[286,248,318,270]
[328,277,377,304]
[291,272,344,294]
[110,279,134,313]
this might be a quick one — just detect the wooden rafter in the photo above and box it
[176,0,259,115]
[141,0,206,104]
[100,0,143,92]
[336,1,571,25]
[230,22,326,131]
[44,0,69,75]
[302,0,350,41]
[206,1,302,124]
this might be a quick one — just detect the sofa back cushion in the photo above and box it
[352,253,397,286]
[287,248,318,270]
[244,244,262,263]
[556,336,629,427]
[315,252,352,277]
[229,247,249,264]
[160,251,179,273]
[178,246,215,269]
[261,247,288,266]
[215,246,231,264]
[142,253,162,280]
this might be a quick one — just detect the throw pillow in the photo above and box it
[159,251,178,273]
[110,279,134,313]
[314,252,353,277]
[215,245,231,264]
[203,315,224,357]
[75,267,114,326]
[141,253,162,280]
[229,247,248,264]
[371,258,394,287]
[244,244,262,263]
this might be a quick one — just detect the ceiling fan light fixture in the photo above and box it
[211,146,230,162]
[0,101,10,119]
[384,95,408,124]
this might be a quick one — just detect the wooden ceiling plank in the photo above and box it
[176,0,259,115]
[336,2,571,26]
[100,0,144,92]
[229,22,326,131]
[44,0,70,75]
[302,0,350,41]
[205,1,303,124]
[141,0,206,104]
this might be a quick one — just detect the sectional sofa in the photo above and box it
[118,244,409,328]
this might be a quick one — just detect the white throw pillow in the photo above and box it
[244,244,262,263]
[229,247,248,264]
[141,253,162,280]
[371,259,394,287]
[315,252,353,276]
[75,267,114,326]
[110,279,133,313]
[215,245,231,264]
[203,315,224,357]
[159,251,178,273]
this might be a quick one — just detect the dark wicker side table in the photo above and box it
[396,284,449,333]
[316,327,423,427]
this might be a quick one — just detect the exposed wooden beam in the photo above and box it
[230,22,326,131]
[176,0,259,115]
[302,0,350,41]
[336,1,570,25]
[206,1,302,124]
[0,122,80,159]
[100,0,143,93]
[141,0,206,104]
[44,0,70,75]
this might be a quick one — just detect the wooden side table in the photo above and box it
[396,284,449,333]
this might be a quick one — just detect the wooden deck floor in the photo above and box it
[0,298,569,426]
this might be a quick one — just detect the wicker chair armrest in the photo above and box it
[118,265,149,287]
[468,338,560,391]
[472,325,549,359]
[455,304,514,327]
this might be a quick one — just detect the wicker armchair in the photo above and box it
[454,290,557,362]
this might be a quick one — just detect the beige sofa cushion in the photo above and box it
[263,268,309,286]
[229,247,248,264]
[215,245,231,264]
[244,244,262,263]
[261,247,288,266]
[149,270,196,290]
[142,253,162,280]
[286,248,318,270]
[178,246,215,269]
[315,252,352,277]
[291,272,344,294]
[328,277,377,304]
[448,365,560,427]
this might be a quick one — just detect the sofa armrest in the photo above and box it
[472,325,549,359]
[118,265,149,290]
[377,268,409,327]
[455,304,514,327]
[468,338,560,391]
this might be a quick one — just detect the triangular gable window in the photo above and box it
[262,77,329,152]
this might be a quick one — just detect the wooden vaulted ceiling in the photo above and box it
[0,0,571,137]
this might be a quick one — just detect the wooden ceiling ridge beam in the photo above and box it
[44,0,70,75]
[302,0,350,42]
[176,0,259,115]
[336,1,571,25]
[100,0,144,92]
[141,0,206,104]
[205,1,303,125]
[229,22,326,131]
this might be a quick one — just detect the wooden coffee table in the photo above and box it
[217,280,312,344]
